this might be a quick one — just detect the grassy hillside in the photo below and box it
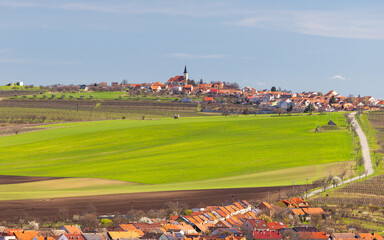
[0,113,353,186]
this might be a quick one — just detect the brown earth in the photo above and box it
[0,175,62,184]
[0,185,308,221]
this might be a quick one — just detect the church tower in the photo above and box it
[183,65,188,85]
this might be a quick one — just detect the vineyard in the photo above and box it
[312,175,384,207]
[310,111,384,232]
[0,90,42,97]
[363,111,384,154]
[0,99,201,124]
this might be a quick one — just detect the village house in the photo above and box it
[58,234,85,240]
[241,219,268,235]
[61,226,82,234]
[247,230,282,240]
[167,66,189,87]
[0,233,15,240]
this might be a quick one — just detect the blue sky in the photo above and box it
[1,0,384,98]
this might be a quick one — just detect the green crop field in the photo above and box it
[0,113,354,200]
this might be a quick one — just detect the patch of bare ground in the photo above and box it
[0,123,45,137]
[0,175,63,185]
[0,185,308,221]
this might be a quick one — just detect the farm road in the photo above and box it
[307,112,373,197]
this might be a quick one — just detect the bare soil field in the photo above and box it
[0,185,305,221]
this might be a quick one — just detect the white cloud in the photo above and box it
[0,0,233,17]
[2,1,384,40]
[233,10,384,40]
[166,53,227,59]
[330,75,346,81]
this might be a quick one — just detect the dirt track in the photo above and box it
[0,175,62,184]
[0,185,307,221]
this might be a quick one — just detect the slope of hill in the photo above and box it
[0,113,354,200]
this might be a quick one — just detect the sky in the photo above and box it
[1,0,384,98]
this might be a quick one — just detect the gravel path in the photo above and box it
[307,112,373,197]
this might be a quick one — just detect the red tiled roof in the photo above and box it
[168,76,185,82]
[358,233,384,240]
[266,222,287,230]
[253,230,282,239]
[298,232,328,240]
[64,234,85,240]
[247,219,268,230]
[63,225,82,234]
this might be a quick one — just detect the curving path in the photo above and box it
[307,112,373,198]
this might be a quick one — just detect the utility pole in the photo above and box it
[292,181,295,196]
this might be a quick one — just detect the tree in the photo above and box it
[188,79,197,86]
[357,157,364,168]
[276,108,284,116]
[100,219,113,228]
[199,79,204,84]
[271,86,277,92]
[79,214,99,231]
[329,96,336,104]
[304,104,315,114]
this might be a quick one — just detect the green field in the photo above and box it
[0,113,354,200]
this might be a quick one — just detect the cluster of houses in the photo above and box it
[91,67,383,112]
[8,67,383,113]
[0,199,380,240]
[201,90,382,113]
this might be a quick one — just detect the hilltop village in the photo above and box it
[4,66,383,116]
[0,198,381,240]
[56,66,384,113]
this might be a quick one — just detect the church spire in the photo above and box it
[183,65,188,86]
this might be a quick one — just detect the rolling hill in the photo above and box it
[0,113,354,200]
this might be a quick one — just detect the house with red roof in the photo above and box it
[13,231,39,240]
[249,230,282,240]
[167,66,189,87]
[58,234,85,240]
[297,232,328,240]
[204,97,214,103]
[357,233,384,240]
[241,219,268,235]
[0,233,15,240]
[266,222,287,230]
[61,226,82,234]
